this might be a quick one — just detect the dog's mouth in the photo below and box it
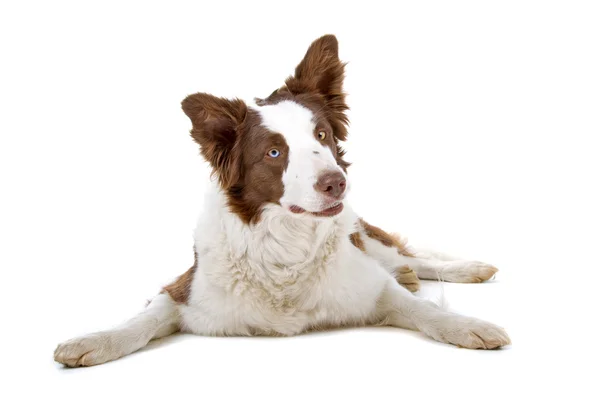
[289,202,344,217]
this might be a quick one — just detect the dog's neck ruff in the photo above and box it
[195,183,356,281]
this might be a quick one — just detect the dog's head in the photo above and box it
[182,35,350,224]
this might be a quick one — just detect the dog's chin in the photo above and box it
[288,201,344,218]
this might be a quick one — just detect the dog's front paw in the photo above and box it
[427,315,511,349]
[54,332,122,367]
[442,261,498,283]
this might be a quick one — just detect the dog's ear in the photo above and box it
[181,93,247,189]
[285,35,349,142]
[288,35,345,98]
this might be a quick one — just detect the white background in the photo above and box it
[1,1,599,399]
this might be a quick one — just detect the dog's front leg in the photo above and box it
[377,279,510,349]
[54,293,179,367]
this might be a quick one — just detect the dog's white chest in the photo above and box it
[179,194,385,336]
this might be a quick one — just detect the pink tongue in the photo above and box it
[289,205,305,214]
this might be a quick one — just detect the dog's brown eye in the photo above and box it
[318,131,327,140]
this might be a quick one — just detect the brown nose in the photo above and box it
[314,171,346,199]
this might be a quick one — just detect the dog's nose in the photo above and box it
[314,171,346,199]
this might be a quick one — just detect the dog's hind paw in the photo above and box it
[394,265,421,292]
[440,261,499,283]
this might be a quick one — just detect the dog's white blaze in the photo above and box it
[254,100,343,212]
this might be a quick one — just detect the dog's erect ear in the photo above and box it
[287,35,345,98]
[181,93,247,189]
[286,35,349,141]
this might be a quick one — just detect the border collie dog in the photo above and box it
[55,35,510,367]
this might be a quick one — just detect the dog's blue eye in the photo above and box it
[268,149,280,158]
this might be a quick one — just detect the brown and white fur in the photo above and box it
[54,35,509,367]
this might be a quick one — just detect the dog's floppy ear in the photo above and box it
[181,93,247,189]
[286,35,349,141]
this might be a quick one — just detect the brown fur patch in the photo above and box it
[181,94,247,190]
[224,111,288,224]
[182,95,289,224]
[162,251,198,304]
[359,219,414,257]
[349,232,366,252]
[394,265,420,292]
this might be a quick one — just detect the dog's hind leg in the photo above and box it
[377,277,510,349]
[352,219,498,284]
[406,257,499,283]
[409,247,461,261]
[350,220,421,292]
[54,293,180,367]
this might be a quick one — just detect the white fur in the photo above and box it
[252,100,346,212]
